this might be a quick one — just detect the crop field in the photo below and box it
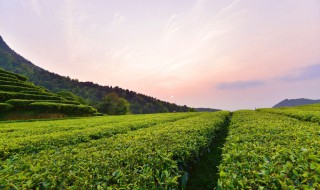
[217,110,320,189]
[1,104,320,189]
[258,104,320,124]
[0,111,230,189]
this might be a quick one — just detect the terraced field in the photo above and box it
[0,68,97,117]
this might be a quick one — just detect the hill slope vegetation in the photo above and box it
[0,36,191,114]
[0,68,97,119]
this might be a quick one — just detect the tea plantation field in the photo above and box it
[218,110,320,189]
[0,112,230,189]
[1,104,320,189]
[0,68,97,119]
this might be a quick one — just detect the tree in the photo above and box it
[188,107,196,112]
[98,92,130,115]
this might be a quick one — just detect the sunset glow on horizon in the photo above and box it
[1,0,320,110]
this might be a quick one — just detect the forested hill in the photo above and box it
[0,36,191,113]
[273,98,320,108]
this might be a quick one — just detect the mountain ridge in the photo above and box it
[0,35,192,113]
[273,98,320,108]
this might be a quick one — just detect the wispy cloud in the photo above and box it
[216,80,265,90]
[163,14,183,43]
[279,64,320,82]
[112,12,126,26]
[30,0,42,16]
[216,0,242,18]
[200,29,229,42]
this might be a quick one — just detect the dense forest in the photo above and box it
[0,36,192,113]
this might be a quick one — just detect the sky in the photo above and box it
[0,0,320,110]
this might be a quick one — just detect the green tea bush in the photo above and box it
[258,106,320,124]
[0,72,18,80]
[0,68,28,81]
[0,85,43,93]
[20,90,54,96]
[0,103,12,112]
[6,99,81,109]
[0,91,64,102]
[0,113,198,160]
[29,102,97,115]
[218,111,320,189]
[0,75,21,82]
[0,112,229,189]
[0,79,35,88]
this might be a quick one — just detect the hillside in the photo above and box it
[0,68,97,120]
[273,98,320,108]
[0,35,191,114]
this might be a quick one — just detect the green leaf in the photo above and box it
[220,171,227,177]
[310,162,317,170]
[292,169,298,176]
[180,172,188,189]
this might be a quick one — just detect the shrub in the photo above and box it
[6,99,81,109]
[29,102,97,115]
[0,112,228,189]
[0,85,44,93]
[0,91,64,102]
[0,103,12,112]
[0,68,28,81]
[0,72,18,80]
[56,90,86,104]
[218,111,320,189]
[20,90,55,96]
[0,79,35,88]
[93,112,104,116]
[0,76,21,83]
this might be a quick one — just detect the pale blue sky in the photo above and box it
[0,0,320,110]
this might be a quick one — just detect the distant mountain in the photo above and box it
[0,35,191,113]
[195,108,221,112]
[273,98,320,108]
